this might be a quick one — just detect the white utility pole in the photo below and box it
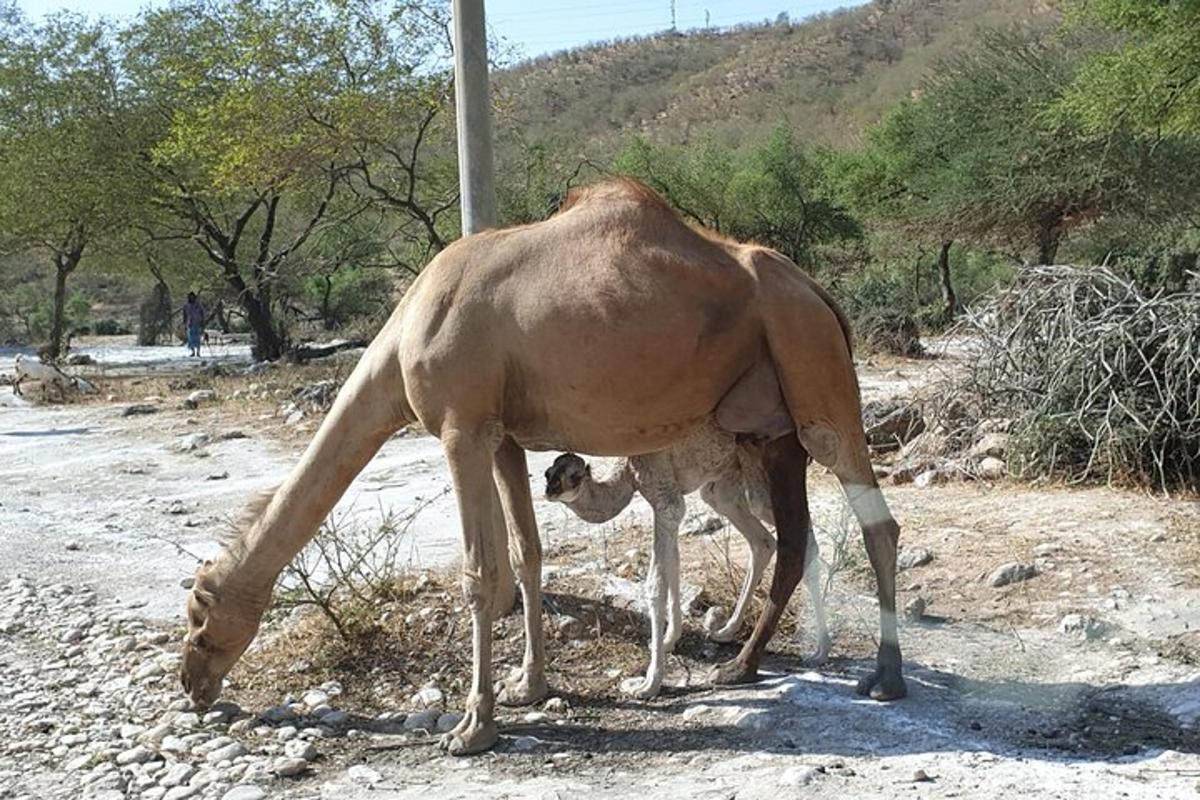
[451,0,497,235]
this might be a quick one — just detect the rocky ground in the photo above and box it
[2,337,1200,799]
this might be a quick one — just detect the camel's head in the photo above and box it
[545,453,591,503]
[180,560,263,710]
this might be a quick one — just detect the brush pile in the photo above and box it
[951,265,1200,492]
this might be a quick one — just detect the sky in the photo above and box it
[15,0,867,59]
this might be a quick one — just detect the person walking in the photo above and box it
[182,292,206,357]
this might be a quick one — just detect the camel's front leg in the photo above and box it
[493,437,548,707]
[712,435,810,686]
[699,477,776,643]
[439,426,506,755]
[622,492,684,700]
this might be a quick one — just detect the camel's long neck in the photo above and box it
[222,331,412,592]
[565,462,637,524]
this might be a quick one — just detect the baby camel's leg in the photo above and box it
[802,526,832,664]
[621,487,684,700]
[699,476,775,643]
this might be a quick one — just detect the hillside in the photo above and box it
[496,0,1057,155]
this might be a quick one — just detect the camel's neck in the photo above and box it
[218,337,411,593]
[564,462,637,524]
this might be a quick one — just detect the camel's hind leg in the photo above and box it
[438,424,506,755]
[830,445,906,701]
[699,476,775,644]
[711,435,810,685]
[493,437,549,706]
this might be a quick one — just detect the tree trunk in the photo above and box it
[1037,215,1061,265]
[937,239,957,321]
[137,279,174,346]
[47,264,70,361]
[242,290,285,361]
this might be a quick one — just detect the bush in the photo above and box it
[93,318,131,336]
[954,265,1200,492]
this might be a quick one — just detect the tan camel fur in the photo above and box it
[543,422,830,699]
[180,179,905,756]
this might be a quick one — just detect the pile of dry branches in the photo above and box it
[955,265,1200,493]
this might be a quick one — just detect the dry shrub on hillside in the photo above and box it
[952,265,1200,492]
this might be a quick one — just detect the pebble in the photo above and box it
[409,686,444,708]
[284,739,319,761]
[159,763,197,787]
[897,547,934,570]
[511,735,542,751]
[543,697,570,714]
[115,745,156,765]
[272,756,309,777]
[163,787,198,800]
[903,596,927,621]
[989,562,1039,588]
[402,709,439,732]
[435,712,463,733]
[778,766,819,786]
[221,786,267,800]
[204,741,247,764]
[348,764,383,785]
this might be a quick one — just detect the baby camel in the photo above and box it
[545,421,830,698]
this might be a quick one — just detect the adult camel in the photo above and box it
[179,179,905,755]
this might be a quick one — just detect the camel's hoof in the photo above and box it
[496,667,549,707]
[855,667,907,701]
[709,658,759,686]
[438,712,498,756]
[806,636,833,667]
[707,625,739,644]
[620,675,661,700]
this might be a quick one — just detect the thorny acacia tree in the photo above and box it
[122,0,453,360]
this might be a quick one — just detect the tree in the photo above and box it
[614,129,859,266]
[121,0,450,360]
[0,11,141,358]
[833,31,1200,270]
[1059,0,1200,137]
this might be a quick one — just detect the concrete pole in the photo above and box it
[451,0,497,235]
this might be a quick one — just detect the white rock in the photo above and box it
[542,697,569,714]
[274,725,298,741]
[162,787,198,800]
[272,756,308,777]
[897,547,933,570]
[977,456,1006,480]
[159,763,197,788]
[347,765,382,785]
[990,562,1039,588]
[778,766,819,786]
[116,745,156,765]
[409,686,443,708]
[283,739,318,761]
[205,741,247,764]
[302,690,329,708]
[220,786,266,800]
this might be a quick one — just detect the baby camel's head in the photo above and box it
[544,453,591,503]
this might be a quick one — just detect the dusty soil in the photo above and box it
[2,337,1199,799]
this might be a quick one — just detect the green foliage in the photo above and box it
[832,29,1200,264]
[303,268,394,330]
[1059,0,1200,137]
[614,127,858,265]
